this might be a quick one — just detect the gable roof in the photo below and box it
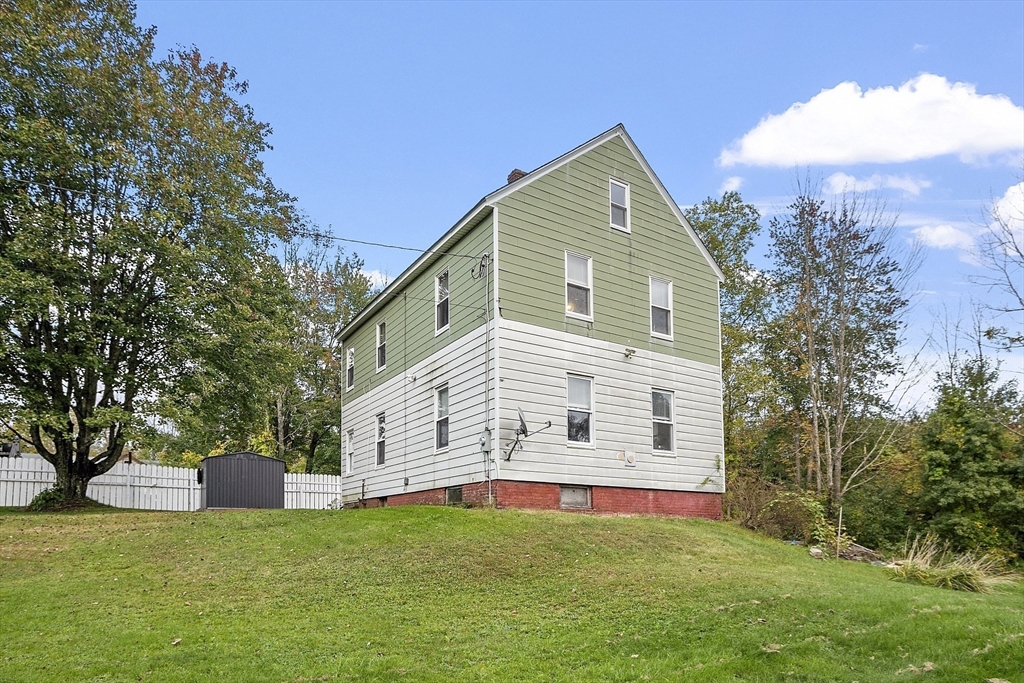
[341,124,724,339]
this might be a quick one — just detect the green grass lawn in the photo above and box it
[1,506,1021,683]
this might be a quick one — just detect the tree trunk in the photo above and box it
[276,396,286,460]
[304,431,320,474]
[793,430,801,488]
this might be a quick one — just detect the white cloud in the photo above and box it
[823,172,932,196]
[911,224,975,251]
[362,269,392,289]
[992,181,1024,231]
[719,74,1024,167]
[912,43,928,53]
[986,180,1024,256]
[718,176,744,194]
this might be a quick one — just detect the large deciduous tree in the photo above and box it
[273,241,374,474]
[685,192,776,477]
[767,184,919,507]
[0,0,295,501]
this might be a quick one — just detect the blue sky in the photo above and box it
[136,1,1024,399]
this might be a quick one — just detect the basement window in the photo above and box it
[560,485,592,509]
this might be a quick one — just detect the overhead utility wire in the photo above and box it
[290,227,482,260]
[4,178,483,260]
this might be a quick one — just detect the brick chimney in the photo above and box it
[507,168,528,184]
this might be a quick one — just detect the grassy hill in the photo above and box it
[1,505,1021,682]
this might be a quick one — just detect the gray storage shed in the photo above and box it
[199,452,285,510]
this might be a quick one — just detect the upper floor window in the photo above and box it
[567,374,594,446]
[375,413,386,467]
[610,179,630,232]
[375,321,386,371]
[435,385,449,451]
[346,347,355,390]
[565,251,592,320]
[652,389,674,453]
[435,269,450,333]
[650,276,673,339]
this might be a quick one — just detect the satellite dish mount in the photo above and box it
[505,407,552,460]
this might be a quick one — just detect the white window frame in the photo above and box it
[375,413,386,468]
[345,347,355,391]
[652,389,675,455]
[609,178,630,233]
[566,373,595,448]
[375,320,386,372]
[565,251,594,322]
[435,268,450,335]
[345,429,354,473]
[649,276,673,340]
[434,384,449,452]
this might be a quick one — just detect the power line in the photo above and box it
[4,178,484,261]
[289,227,482,260]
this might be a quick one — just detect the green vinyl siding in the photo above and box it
[496,136,720,367]
[342,213,493,405]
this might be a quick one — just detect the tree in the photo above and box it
[0,0,295,501]
[685,192,777,477]
[274,240,374,474]
[975,179,1024,349]
[919,353,1024,554]
[766,183,919,507]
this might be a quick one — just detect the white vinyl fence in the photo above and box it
[0,456,343,511]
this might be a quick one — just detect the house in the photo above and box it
[339,125,725,518]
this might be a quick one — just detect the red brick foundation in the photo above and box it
[364,480,722,520]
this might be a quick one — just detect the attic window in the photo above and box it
[610,179,630,232]
[346,347,354,390]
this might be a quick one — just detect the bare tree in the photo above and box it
[974,177,1024,349]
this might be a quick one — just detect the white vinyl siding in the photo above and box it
[652,389,674,454]
[498,319,723,492]
[610,178,630,232]
[567,374,594,446]
[339,323,492,502]
[650,276,673,339]
[565,251,593,321]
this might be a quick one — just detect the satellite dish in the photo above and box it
[517,407,529,437]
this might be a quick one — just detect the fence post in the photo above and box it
[125,462,133,509]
